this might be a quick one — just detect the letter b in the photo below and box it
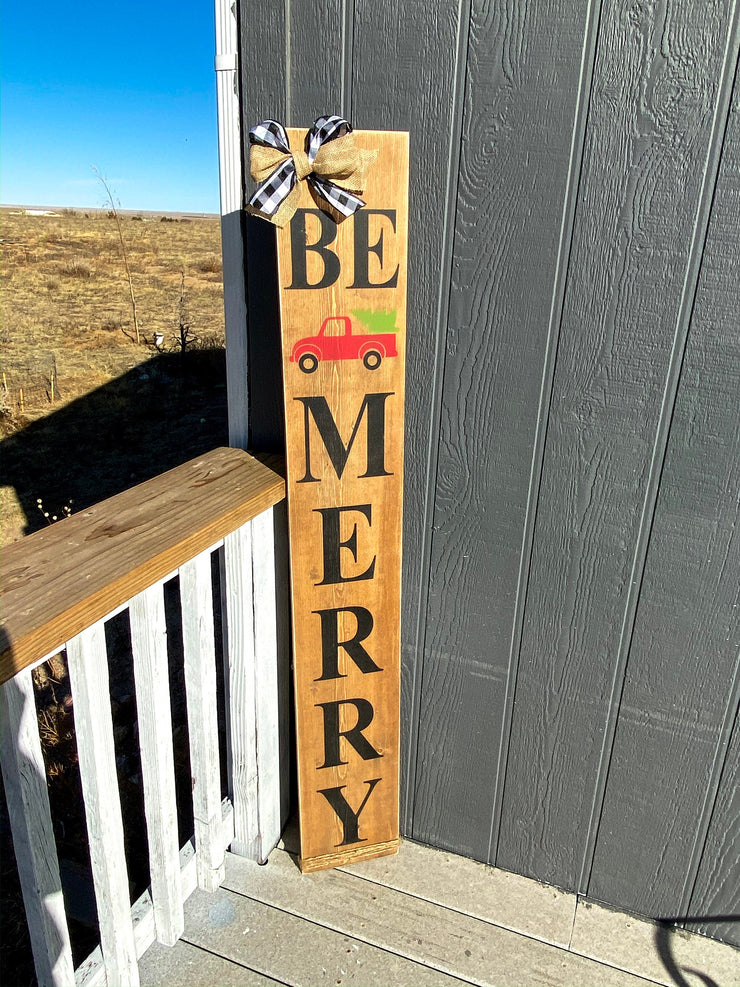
[288,209,340,289]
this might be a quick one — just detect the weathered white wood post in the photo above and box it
[0,670,75,987]
[214,0,285,862]
[67,624,139,986]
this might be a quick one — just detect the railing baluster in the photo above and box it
[0,449,286,981]
[180,550,225,891]
[250,507,282,858]
[221,513,282,863]
[129,585,184,946]
[221,521,259,858]
[0,667,75,987]
[67,623,139,987]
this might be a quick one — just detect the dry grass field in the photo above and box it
[1,206,231,983]
[1,206,228,545]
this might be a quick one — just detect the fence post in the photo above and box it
[0,669,75,987]
[67,623,139,987]
[222,511,282,862]
[129,585,184,945]
[181,549,226,891]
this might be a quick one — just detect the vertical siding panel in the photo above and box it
[239,2,287,453]
[239,3,287,126]
[349,0,468,828]
[411,0,594,859]
[589,68,740,919]
[498,0,737,891]
[287,1,345,124]
[688,705,740,947]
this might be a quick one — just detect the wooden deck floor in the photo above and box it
[137,832,738,987]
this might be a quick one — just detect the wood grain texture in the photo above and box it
[222,513,282,863]
[221,849,659,987]
[341,837,577,948]
[498,0,738,891]
[181,551,227,892]
[249,507,283,859]
[235,0,740,940]
[77,805,235,986]
[350,0,469,827]
[287,0,345,124]
[130,585,185,945]
[173,883,477,987]
[67,622,139,986]
[137,939,287,987]
[0,447,285,683]
[238,0,286,129]
[687,708,740,947]
[222,522,259,859]
[238,0,286,454]
[588,69,740,920]
[0,670,75,987]
[410,0,595,859]
[275,130,408,867]
[299,837,400,873]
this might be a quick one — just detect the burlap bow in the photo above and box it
[246,115,377,228]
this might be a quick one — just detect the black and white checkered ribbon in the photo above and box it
[248,116,366,222]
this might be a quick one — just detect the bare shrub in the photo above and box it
[197,255,222,274]
[94,168,141,344]
[60,260,92,278]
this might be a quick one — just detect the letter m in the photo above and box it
[295,393,393,482]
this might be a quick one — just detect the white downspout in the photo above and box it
[214,0,249,450]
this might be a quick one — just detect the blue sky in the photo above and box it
[1,1,220,213]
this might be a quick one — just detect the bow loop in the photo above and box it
[246,115,377,228]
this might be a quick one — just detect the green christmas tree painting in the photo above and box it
[352,308,399,334]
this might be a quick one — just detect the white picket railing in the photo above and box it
[0,448,287,986]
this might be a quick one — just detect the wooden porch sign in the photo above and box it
[269,126,408,871]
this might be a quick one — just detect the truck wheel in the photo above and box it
[299,353,319,374]
[363,350,382,370]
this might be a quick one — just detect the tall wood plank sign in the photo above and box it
[275,128,408,872]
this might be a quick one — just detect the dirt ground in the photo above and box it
[0,207,229,545]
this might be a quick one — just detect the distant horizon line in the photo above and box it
[1,203,220,219]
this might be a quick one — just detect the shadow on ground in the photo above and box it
[1,348,229,536]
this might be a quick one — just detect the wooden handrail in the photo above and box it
[1,447,285,684]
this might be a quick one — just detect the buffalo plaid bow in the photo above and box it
[246,116,376,228]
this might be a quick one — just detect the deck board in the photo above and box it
[219,851,656,987]
[156,884,473,987]
[139,939,287,987]
[138,841,737,987]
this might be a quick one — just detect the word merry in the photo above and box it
[297,392,393,845]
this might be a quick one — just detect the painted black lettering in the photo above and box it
[317,778,381,846]
[288,209,340,289]
[315,505,376,585]
[317,698,382,768]
[296,393,393,482]
[314,606,381,680]
[350,209,399,288]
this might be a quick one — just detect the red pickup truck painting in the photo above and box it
[290,315,398,373]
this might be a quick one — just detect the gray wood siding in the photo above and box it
[236,0,740,945]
